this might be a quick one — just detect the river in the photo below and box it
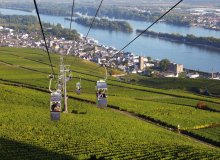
[0,8,220,73]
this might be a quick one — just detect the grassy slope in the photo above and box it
[0,47,220,158]
[0,84,220,159]
[189,126,220,144]
[122,73,220,96]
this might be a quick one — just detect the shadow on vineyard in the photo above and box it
[88,155,105,160]
[71,109,87,114]
[0,137,76,160]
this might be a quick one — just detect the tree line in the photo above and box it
[75,7,191,26]
[66,17,133,33]
[1,3,192,27]
[137,30,220,49]
[0,14,79,40]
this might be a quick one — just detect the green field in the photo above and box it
[122,73,220,96]
[190,126,220,144]
[0,47,220,159]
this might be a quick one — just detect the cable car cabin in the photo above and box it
[96,80,108,108]
[76,82,81,95]
[50,91,62,121]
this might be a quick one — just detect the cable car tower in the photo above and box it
[60,64,72,113]
[60,54,73,113]
[96,65,108,108]
[48,54,72,121]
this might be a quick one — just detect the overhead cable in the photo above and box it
[85,0,104,38]
[33,0,55,76]
[117,0,183,53]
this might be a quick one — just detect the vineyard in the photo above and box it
[189,126,220,144]
[122,72,220,95]
[0,47,220,159]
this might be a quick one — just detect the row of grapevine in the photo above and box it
[0,84,220,159]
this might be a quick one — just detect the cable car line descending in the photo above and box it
[50,0,76,118]
[117,0,183,53]
[85,0,104,38]
[67,0,83,95]
[92,0,182,109]
[33,0,74,120]
[33,0,55,76]
[33,0,182,118]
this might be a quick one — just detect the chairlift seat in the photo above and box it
[76,89,81,95]
[97,98,107,108]
[51,112,60,121]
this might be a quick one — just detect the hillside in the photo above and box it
[121,73,220,96]
[0,47,220,159]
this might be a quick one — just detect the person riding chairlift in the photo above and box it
[101,93,105,98]
[76,85,81,94]
[51,102,60,112]
[97,89,106,98]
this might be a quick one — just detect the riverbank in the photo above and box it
[0,7,32,13]
[136,30,220,51]
[1,7,220,73]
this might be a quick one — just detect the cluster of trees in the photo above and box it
[1,2,71,16]
[37,7,71,16]
[0,14,38,26]
[76,7,155,21]
[164,14,192,26]
[74,7,193,26]
[159,59,170,71]
[68,17,133,33]
[137,30,220,49]
[44,23,79,40]
[2,2,193,27]
[0,14,79,40]
[0,14,39,33]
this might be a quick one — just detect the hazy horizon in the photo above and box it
[0,0,219,7]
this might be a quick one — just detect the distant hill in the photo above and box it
[1,0,219,7]
[184,0,220,6]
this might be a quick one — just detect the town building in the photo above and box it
[139,56,145,70]
[168,63,184,74]
[187,73,200,79]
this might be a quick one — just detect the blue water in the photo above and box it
[0,8,220,72]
